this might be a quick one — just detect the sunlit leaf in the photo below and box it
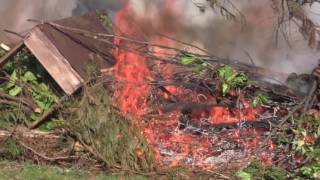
[181,54,197,65]
[238,171,251,180]
[222,83,230,96]
[22,71,37,82]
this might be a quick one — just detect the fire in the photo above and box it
[113,1,274,169]
[113,4,153,116]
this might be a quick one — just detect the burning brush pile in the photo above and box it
[0,1,320,179]
[100,3,319,171]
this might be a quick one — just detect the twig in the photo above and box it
[0,99,32,112]
[3,29,25,39]
[157,33,211,55]
[0,92,38,111]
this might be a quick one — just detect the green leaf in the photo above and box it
[31,114,40,121]
[22,71,37,82]
[6,71,18,90]
[301,167,313,175]
[181,54,197,65]
[9,86,22,96]
[222,83,230,96]
[252,98,259,108]
[252,94,269,107]
[218,65,234,80]
[192,64,203,73]
[238,171,251,180]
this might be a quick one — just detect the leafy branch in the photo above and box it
[217,65,248,96]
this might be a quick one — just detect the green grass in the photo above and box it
[0,161,147,180]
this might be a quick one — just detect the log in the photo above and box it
[0,126,60,141]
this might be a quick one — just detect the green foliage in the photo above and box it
[38,118,65,131]
[0,139,22,160]
[217,65,248,95]
[252,93,269,107]
[179,57,249,96]
[238,161,288,180]
[0,50,58,129]
[180,53,212,74]
[300,163,320,179]
[275,113,320,178]
[0,49,5,58]
[289,114,320,158]
[238,171,251,180]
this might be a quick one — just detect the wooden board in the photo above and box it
[24,27,84,95]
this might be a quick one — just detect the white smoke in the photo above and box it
[0,0,124,44]
[0,0,319,76]
[129,0,320,75]
[0,0,78,44]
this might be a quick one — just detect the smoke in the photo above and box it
[128,0,320,76]
[0,0,319,76]
[0,0,125,44]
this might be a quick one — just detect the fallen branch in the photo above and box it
[0,92,38,112]
[0,126,60,141]
[0,99,32,113]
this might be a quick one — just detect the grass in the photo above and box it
[0,161,147,180]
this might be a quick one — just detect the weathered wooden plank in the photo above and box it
[24,27,84,95]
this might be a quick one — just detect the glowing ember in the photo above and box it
[113,1,274,169]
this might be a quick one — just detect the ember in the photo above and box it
[111,1,282,169]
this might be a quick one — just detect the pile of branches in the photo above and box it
[0,11,319,178]
[48,22,320,177]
